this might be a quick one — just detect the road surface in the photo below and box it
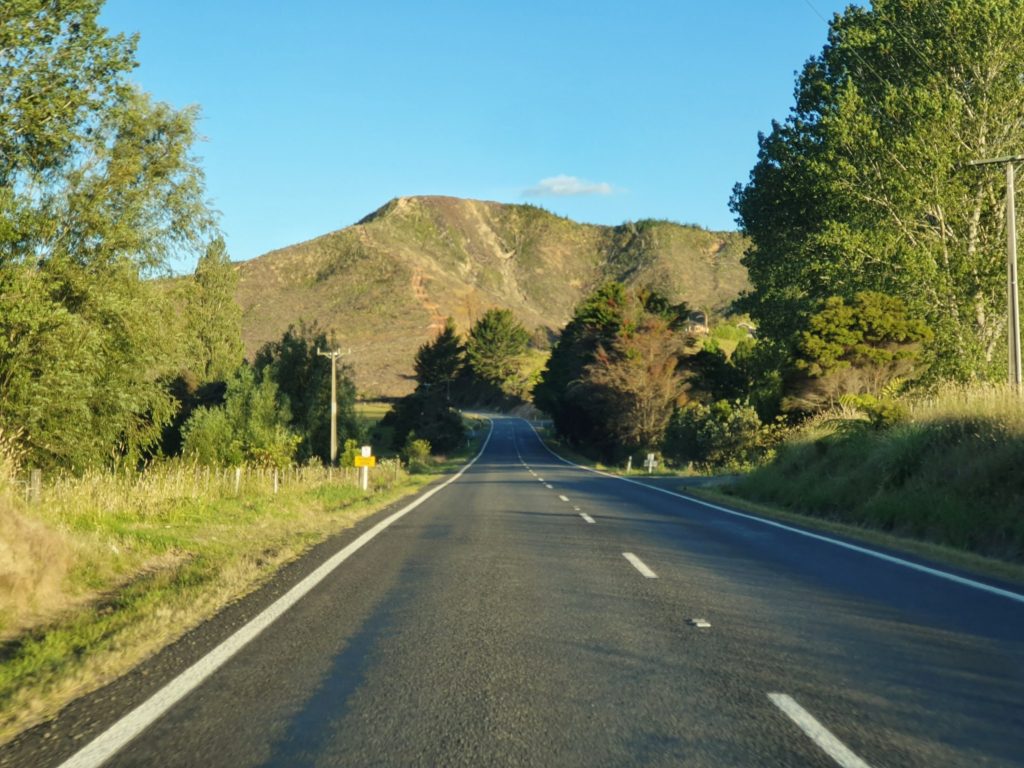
[5,417,1023,767]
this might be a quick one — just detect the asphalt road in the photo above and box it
[6,416,1024,767]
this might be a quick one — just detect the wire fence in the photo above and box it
[15,458,408,511]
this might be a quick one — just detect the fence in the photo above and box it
[16,458,407,510]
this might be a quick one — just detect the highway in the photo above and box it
[6,416,1023,767]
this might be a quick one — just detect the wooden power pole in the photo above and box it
[317,347,350,465]
[969,155,1024,391]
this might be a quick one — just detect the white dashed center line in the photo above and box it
[768,694,873,768]
[580,512,595,524]
[622,552,658,578]
[558,494,569,502]
[545,484,554,490]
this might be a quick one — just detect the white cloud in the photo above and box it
[523,174,614,197]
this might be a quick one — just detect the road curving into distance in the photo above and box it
[5,416,1023,767]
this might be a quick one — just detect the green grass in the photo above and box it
[0,427,490,744]
[730,384,1024,564]
[691,486,1024,587]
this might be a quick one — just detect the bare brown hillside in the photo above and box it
[235,196,749,396]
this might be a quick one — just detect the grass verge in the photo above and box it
[730,385,1024,567]
[689,485,1024,588]
[0,423,487,744]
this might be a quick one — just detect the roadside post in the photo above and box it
[644,452,658,474]
[354,445,376,491]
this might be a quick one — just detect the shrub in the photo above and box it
[401,435,432,473]
[384,390,466,454]
[663,400,777,471]
[182,366,299,467]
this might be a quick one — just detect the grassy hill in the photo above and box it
[235,196,749,396]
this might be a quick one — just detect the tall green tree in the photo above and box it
[414,317,464,400]
[731,0,1024,381]
[465,309,529,390]
[535,283,689,458]
[253,323,357,464]
[534,283,629,449]
[0,1,214,469]
[186,237,244,383]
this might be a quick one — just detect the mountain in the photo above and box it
[235,196,749,397]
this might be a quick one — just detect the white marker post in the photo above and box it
[355,445,375,491]
[644,453,658,474]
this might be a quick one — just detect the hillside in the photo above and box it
[235,196,749,396]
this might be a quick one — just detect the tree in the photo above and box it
[414,317,464,400]
[465,309,529,390]
[253,323,357,464]
[182,365,298,468]
[0,1,214,469]
[534,283,628,448]
[186,238,244,383]
[382,389,465,455]
[786,291,932,412]
[730,0,1024,381]
[584,313,687,453]
[534,283,690,459]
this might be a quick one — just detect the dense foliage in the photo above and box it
[0,1,214,470]
[182,366,299,468]
[253,323,357,464]
[534,284,691,460]
[730,0,1024,381]
[787,291,933,412]
[413,318,464,400]
[465,309,529,390]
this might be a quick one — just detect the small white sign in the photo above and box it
[360,445,372,458]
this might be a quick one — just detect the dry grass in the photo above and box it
[0,453,435,743]
[0,432,74,636]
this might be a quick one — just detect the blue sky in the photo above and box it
[99,0,857,272]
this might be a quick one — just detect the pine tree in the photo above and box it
[414,318,464,400]
[466,309,529,389]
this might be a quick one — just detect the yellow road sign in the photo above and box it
[354,455,376,467]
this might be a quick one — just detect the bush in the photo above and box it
[401,435,432,473]
[182,366,299,467]
[663,400,777,472]
[339,438,360,467]
[180,406,241,466]
[383,390,466,454]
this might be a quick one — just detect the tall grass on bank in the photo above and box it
[0,454,417,742]
[731,385,1024,562]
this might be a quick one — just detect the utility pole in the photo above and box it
[317,347,350,465]
[969,155,1024,391]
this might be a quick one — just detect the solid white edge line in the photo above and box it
[58,421,496,768]
[524,421,1024,605]
[623,552,658,578]
[580,512,596,524]
[768,693,872,768]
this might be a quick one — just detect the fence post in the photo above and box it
[273,468,279,494]
[29,469,41,504]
